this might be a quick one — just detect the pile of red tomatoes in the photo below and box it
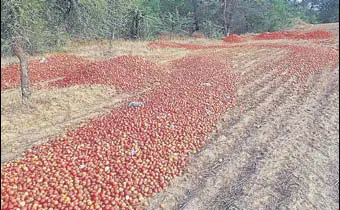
[253,30,334,40]
[1,55,91,90]
[48,55,162,92]
[221,34,246,43]
[1,54,161,93]
[1,34,338,209]
[253,43,339,85]
[1,52,237,209]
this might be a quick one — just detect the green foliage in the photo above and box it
[266,0,293,31]
[319,0,339,23]
[1,0,71,55]
[1,0,339,55]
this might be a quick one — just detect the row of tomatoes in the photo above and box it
[258,44,339,85]
[1,54,161,93]
[1,40,338,209]
[48,55,162,92]
[1,52,237,209]
[1,55,91,90]
[148,30,335,46]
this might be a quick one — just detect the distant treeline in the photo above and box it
[1,0,339,55]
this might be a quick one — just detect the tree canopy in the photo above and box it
[1,0,339,55]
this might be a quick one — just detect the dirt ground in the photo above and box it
[148,53,339,210]
[147,24,339,210]
[1,23,339,209]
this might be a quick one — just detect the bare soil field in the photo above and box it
[1,22,339,209]
[149,38,340,210]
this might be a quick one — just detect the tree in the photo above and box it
[13,37,31,103]
[107,0,128,46]
[266,0,293,32]
[1,0,46,102]
[222,0,237,36]
[2,0,335,62]
[319,0,339,23]
[192,0,200,32]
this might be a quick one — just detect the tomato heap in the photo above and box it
[1,55,161,93]
[1,35,338,209]
[253,43,339,85]
[1,52,237,209]
[293,30,335,40]
[1,55,91,90]
[48,55,161,92]
[253,30,334,40]
[222,34,246,43]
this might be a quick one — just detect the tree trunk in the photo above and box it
[226,25,231,37]
[223,0,234,37]
[226,6,233,37]
[192,0,199,31]
[223,0,228,36]
[131,12,140,39]
[109,29,114,49]
[135,14,139,39]
[13,38,30,103]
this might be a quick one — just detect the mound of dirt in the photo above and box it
[292,18,309,26]
[222,34,246,43]
[287,18,311,31]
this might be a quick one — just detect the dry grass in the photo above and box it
[1,56,20,68]
[1,22,338,67]
[65,39,196,64]
[1,38,206,67]
[1,84,130,163]
[1,52,60,68]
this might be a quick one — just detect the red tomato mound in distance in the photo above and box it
[221,34,246,43]
[293,30,335,40]
[253,30,334,40]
